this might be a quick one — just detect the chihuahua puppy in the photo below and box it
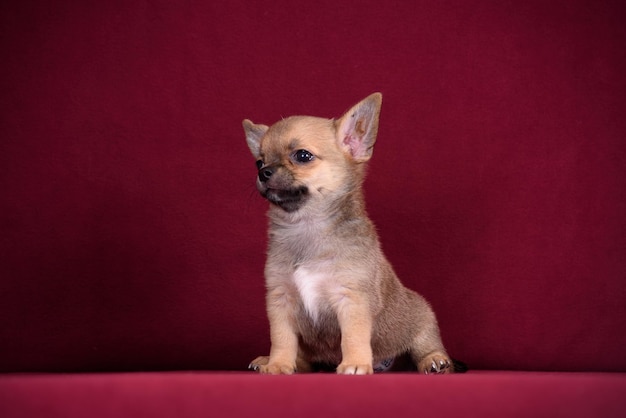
[244,93,452,375]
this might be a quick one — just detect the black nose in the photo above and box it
[258,166,274,183]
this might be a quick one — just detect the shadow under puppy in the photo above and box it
[244,93,453,375]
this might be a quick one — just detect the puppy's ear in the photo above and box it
[242,119,269,158]
[335,93,382,162]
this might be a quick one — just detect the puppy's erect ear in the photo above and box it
[242,119,269,158]
[335,93,382,162]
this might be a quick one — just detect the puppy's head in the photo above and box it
[243,93,382,213]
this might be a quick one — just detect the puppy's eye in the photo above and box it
[294,149,314,163]
[256,160,263,170]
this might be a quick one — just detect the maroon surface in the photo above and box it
[1,1,626,373]
[1,372,626,418]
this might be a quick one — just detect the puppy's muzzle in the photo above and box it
[257,164,309,212]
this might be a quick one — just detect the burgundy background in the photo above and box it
[1,0,625,373]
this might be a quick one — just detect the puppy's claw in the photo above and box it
[430,361,437,373]
[248,355,269,373]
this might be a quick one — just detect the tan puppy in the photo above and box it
[244,93,453,375]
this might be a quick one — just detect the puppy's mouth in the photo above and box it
[262,186,309,212]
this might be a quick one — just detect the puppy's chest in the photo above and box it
[292,266,338,323]
[272,220,349,322]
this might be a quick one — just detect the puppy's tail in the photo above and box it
[452,358,469,373]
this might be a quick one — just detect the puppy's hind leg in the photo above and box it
[408,320,453,374]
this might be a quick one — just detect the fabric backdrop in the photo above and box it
[1,0,625,372]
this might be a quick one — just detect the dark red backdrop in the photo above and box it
[1,0,625,373]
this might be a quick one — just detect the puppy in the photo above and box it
[244,93,453,375]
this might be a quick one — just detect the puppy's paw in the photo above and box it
[336,362,374,375]
[258,362,297,375]
[248,356,269,372]
[418,352,453,375]
[248,355,296,374]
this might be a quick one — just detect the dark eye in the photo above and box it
[294,149,314,163]
[256,160,263,170]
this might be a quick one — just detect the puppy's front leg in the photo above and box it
[260,286,299,375]
[335,291,374,375]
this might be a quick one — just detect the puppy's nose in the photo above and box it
[258,166,274,183]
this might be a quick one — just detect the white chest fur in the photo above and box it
[293,266,328,323]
